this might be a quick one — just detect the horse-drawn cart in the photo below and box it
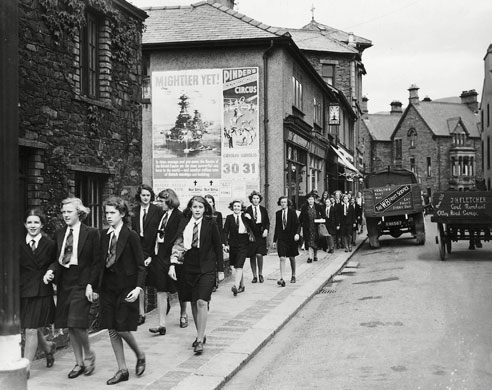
[431,191,492,260]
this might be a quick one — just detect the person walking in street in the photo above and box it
[20,208,57,377]
[148,189,187,334]
[323,197,337,253]
[351,196,362,246]
[339,194,356,252]
[355,191,365,234]
[98,197,146,385]
[299,192,324,263]
[204,194,225,292]
[245,191,270,284]
[131,184,163,326]
[333,190,343,249]
[224,200,254,296]
[43,197,100,379]
[169,196,224,354]
[273,196,300,286]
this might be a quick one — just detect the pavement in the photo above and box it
[28,237,365,390]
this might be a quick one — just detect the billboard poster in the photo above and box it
[152,67,260,214]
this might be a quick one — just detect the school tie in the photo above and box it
[326,207,330,218]
[158,212,169,239]
[236,215,240,229]
[254,207,257,222]
[142,208,147,226]
[106,232,117,268]
[30,239,36,253]
[344,204,347,216]
[192,222,199,248]
[282,210,287,230]
[61,229,73,265]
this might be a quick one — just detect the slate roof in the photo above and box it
[282,28,359,54]
[301,19,372,49]
[363,114,401,141]
[142,1,285,45]
[413,101,480,137]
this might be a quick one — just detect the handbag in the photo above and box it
[318,223,329,237]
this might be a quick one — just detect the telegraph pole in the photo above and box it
[0,0,28,388]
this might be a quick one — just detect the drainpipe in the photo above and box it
[263,40,274,206]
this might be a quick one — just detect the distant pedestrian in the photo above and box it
[169,196,224,354]
[299,192,324,263]
[224,200,254,296]
[351,197,361,246]
[131,184,163,326]
[98,197,146,385]
[339,194,356,252]
[273,196,300,286]
[43,197,100,379]
[323,197,336,253]
[20,208,57,376]
[245,191,270,284]
[355,191,364,234]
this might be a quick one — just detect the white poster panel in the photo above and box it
[152,68,259,215]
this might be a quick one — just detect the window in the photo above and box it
[313,97,322,126]
[407,128,417,148]
[292,76,303,111]
[426,157,431,177]
[75,173,105,228]
[322,64,335,86]
[488,103,490,127]
[80,11,101,98]
[395,138,402,160]
[410,157,416,174]
[309,156,322,192]
[488,136,491,170]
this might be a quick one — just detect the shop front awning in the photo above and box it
[330,145,361,176]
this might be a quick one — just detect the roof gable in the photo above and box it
[143,1,285,45]
[279,28,358,54]
[363,114,400,141]
[301,19,372,49]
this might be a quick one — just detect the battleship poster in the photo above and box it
[152,68,259,211]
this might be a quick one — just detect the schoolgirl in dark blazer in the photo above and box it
[43,197,101,379]
[338,194,356,252]
[169,196,224,354]
[224,199,255,296]
[204,194,225,291]
[323,197,337,253]
[273,196,300,286]
[21,208,57,370]
[299,192,324,263]
[148,188,187,335]
[98,197,146,385]
[245,190,270,283]
[131,184,163,325]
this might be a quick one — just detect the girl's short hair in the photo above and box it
[157,189,180,209]
[135,184,155,203]
[248,190,263,203]
[277,196,292,206]
[228,199,245,211]
[204,194,216,211]
[306,192,317,200]
[104,196,130,224]
[25,207,46,225]
[183,195,213,218]
[61,197,90,221]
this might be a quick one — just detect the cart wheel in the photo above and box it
[414,212,426,245]
[438,223,446,261]
[446,239,452,254]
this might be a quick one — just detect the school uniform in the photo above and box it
[339,202,356,242]
[98,224,146,331]
[50,223,101,329]
[171,217,224,302]
[19,235,56,328]
[323,204,337,252]
[224,213,254,269]
[131,203,163,260]
[245,204,270,256]
[273,208,300,257]
[148,208,183,293]
[299,203,324,250]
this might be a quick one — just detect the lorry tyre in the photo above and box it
[414,212,426,245]
[366,217,380,248]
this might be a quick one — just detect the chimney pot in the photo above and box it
[390,100,403,115]
[361,96,368,117]
[460,89,478,112]
[408,84,419,105]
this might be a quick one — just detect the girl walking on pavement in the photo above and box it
[98,197,146,385]
[169,196,224,354]
[20,208,57,376]
[299,192,324,263]
[273,196,300,286]
[204,194,225,292]
[224,200,254,296]
[43,197,100,379]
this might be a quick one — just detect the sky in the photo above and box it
[128,0,492,113]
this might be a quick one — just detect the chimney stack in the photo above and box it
[361,96,368,117]
[408,84,419,105]
[390,100,403,115]
[213,0,235,9]
[460,89,478,112]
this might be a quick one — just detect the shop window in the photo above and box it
[80,11,101,99]
[75,173,105,228]
[322,64,335,86]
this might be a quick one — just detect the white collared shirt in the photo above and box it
[183,217,202,250]
[236,213,247,234]
[59,221,81,267]
[26,233,42,250]
[139,205,149,237]
[253,205,262,224]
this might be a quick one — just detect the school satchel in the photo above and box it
[318,223,330,237]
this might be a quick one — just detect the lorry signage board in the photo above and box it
[373,185,412,213]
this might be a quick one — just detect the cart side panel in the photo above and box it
[431,191,492,223]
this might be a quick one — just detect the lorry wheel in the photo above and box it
[366,217,380,248]
[414,212,426,245]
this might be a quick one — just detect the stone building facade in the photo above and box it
[18,0,147,233]
[480,44,492,190]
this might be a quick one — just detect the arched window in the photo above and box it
[407,128,417,148]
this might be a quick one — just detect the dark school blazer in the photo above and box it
[323,205,338,236]
[50,223,101,288]
[244,205,270,237]
[155,208,184,267]
[223,213,255,247]
[19,236,56,298]
[98,224,146,291]
[338,203,356,230]
[273,208,300,243]
[299,203,324,238]
[212,211,225,244]
[173,217,224,274]
[131,203,163,259]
